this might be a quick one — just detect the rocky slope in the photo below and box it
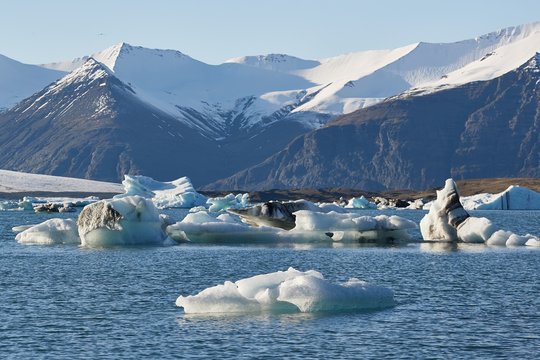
[207,54,540,191]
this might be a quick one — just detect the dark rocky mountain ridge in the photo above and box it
[206,54,540,191]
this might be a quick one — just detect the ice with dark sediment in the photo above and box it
[420,178,539,246]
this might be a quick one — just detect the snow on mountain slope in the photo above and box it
[27,22,540,136]
[0,169,122,193]
[0,54,65,111]
[408,27,540,94]
[226,54,320,73]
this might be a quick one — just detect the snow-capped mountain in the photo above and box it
[1,22,540,185]
[0,54,65,111]
[207,52,540,191]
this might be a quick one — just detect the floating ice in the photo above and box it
[207,193,250,213]
[116,175,206,209]
[287,211,417,242]
[420,179,539,247]
[166,210,280,243]
[176,267,395,314]
[461,185,540,210]
[229,199,342,230]
[77,195,166,247]
[345,196,377,209]
[14,218,80,245]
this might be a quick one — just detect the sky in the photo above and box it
[1,0,539,65]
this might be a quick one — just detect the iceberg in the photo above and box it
[206,193,250,213]
[286,211,417,242]
[14,218,80,245]
[461,185,540,210]
[169,208,416,244]
[175,267,395,314]
[116,175,206,209]
[228,200,338,230]
[345,196,377,209]
[166,211,280,243]
[420,179,539,246]
[77,195,167,247]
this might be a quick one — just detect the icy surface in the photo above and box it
[77,195,166,247]
[207,193,250,213]
[176,267,395,314]
[461,186,540,210]
[117,175,206,209]
[15,218,80,245]
[0,169,123,194]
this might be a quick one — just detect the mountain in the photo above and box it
[1,22,540,186]
[0,54,65,111]
[0,58,225,183]
[206,53,540,191]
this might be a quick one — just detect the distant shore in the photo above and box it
[2,178,539,204]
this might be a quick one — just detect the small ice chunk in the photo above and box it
[175,267,395,314]
[486,230,514,246]
[525,237,540,247]
[345,196,377,209]
[207,193,250,212]
[456,217,496,243]
[15,218,80,245]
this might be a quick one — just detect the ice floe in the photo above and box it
[77,195,167,247]
[14,218,80,245]
[420,179,539,246]
[116,175,207,209]
[176,267,395,314]
[461,185,540,210]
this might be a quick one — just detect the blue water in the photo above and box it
[0,209,539,359]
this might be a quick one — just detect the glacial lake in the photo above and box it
[0,209,539,359]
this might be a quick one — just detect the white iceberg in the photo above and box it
[461,185,540,210]
[14,218,80,245]
[345,196,377,209]
[116,175,207,209]
[286,211,417,242]
[176,267,395,314]
[206,193,250,213]
[166,211,280,243]
[420,179,539,247]
[168,208,416,244]
[77,195,167,247]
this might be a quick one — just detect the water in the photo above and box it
[1,209,539,359]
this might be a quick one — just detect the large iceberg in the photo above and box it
[176,267,395,314]
[14,218,80,245]
[168,208,416,244]
[116,175,207,209]
[461,185,540,210]
[77,195,167,247]
[420,179,539,246]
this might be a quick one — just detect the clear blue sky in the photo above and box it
[1,0,539,64]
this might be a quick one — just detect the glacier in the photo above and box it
[175,267,395,314]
